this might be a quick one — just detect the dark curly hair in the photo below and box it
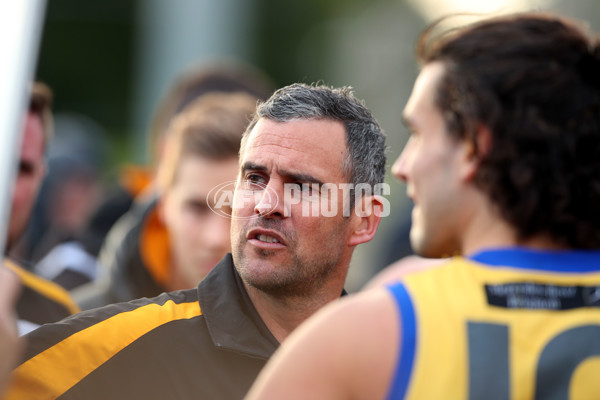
[416,13,600,249]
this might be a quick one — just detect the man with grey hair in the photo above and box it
[6,83,387,400]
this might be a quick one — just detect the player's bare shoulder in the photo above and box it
[363,255,447,290]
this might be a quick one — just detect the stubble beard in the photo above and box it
[232,220,344,298]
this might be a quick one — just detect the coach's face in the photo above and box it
[231,117,358,297]
[392,62,467,257]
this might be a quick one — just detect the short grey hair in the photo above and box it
[241,83,387,203]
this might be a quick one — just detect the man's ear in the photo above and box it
[348,195,385,247]
[461,124,492,182]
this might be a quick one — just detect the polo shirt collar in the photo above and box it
[197,253,279,359]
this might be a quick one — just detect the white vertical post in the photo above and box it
[0,1,47,256]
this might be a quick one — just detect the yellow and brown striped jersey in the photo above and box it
[5,259,79,334]
[5,254,279,400]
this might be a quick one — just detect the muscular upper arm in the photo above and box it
[246,289,400,400]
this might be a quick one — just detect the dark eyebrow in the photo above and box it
[279,169,324,186]
[241,161,268,174]
[186,198,211,208]
[240,161,324,186]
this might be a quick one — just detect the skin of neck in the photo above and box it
[166,262,188,292]
[460,187,565,256]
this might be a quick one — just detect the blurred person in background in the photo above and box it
[21,61,274,294]
[246,13,600,400]
[4,83,79,335]
[89,60,275,253]
[20,113,109,290]
[73,91,258,309]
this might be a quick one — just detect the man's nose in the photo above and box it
[392,139,413,183]
[254,179,285,218]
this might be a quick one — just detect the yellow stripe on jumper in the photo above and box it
[5,299,201,400]
[4,259,80,314]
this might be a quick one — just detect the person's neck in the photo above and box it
[166,257,192,292]
[460,197,565,256]
[244,278,346,343]
[461,214,517,256]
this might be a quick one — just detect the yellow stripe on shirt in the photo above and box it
[4,259,80,315]
[5,299,202,400]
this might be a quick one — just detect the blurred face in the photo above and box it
[392,63,465,257]
[7,112,46,250]
[231,118,357,297]
[159,155,239,289]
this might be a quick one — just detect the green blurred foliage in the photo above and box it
[35,0,134,147]
[35,0,386,168]
[252,0,375,85]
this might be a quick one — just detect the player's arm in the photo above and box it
[246,288,400,400]
[0,267,22,395]
[363,255,445,290]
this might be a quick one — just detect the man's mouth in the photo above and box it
[247,228,287,249]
